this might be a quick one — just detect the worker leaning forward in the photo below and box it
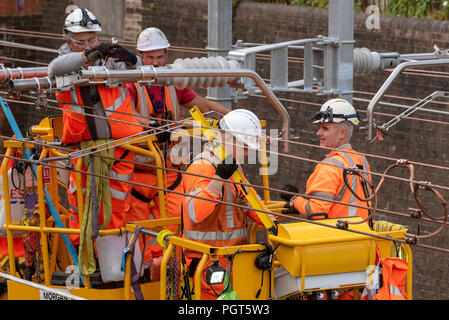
[124,27,230,268]
[282,98,372,220]
[47,7,143,270]
[182,109,265,300]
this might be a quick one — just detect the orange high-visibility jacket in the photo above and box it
[128,170,183,263]
[129,82,184,215]
[183,145,262,260]
[293,143,371,219]
[374,257,408,300]
[132,83,183,170]
[56,85,143,144]
[56,85,142,244]
[128,84,186,259]
[133,83,181,123]
[66,148,135,245]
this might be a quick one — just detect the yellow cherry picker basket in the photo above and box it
[0,100,413,300]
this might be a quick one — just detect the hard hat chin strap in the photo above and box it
[80,8,98,28]
[313,106,358,123]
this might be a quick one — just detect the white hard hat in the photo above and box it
[65,4,79,14]
[219,109,262,150]
[313,98,360,126]
[64,8,102,34]
[137,27,170,52]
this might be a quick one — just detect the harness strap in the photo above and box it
[168,171,183,191]
[131,187,153,203]
[130,171,183,203]
[122,225,144,300]
[79,86,112,140]
[113,149,130,166]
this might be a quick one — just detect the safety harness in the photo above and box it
[78,86,112,141]
[130,171,182,204]
[121,225,145,300]
[78,139,114,276]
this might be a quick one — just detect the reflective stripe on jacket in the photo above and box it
[133,83,182,169]
[133,83,180,122]
[56,85,143,144]
[66,147,134,245]
[67,147,133,201]
[293,143,372,219]
[182,148,248,259]
[373,257,408,300]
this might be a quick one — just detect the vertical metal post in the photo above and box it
[328,0,354,103]
[303,42,314,91]
[270,47,288,90]
[207,0,233,109]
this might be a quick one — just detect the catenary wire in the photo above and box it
[4,91,449,195]
[1,151,448,253]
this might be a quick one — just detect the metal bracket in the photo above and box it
[364,58,449,141]
[378,91,449,136]
[54,73,88,91]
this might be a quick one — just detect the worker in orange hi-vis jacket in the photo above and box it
[124,27,230,269]
[182,109,268,300]
[282,98,372,221]
[47,7,143,246]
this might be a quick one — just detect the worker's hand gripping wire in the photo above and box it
[83,43,111,63]
[107,44,138,66]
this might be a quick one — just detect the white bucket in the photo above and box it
[96,233,143,283]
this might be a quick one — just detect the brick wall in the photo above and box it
[0,0,44,16]
[123,0,143,41]
[0,0,47,145]
[2,0,449,299]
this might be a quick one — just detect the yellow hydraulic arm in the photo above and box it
[189,106,278,235]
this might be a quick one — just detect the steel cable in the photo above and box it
[1,151,449,253]
[4,88,449,197]
[2,85,448,236]
[2,128,449,234]
[4,92,449,196]
[3,27,449,121]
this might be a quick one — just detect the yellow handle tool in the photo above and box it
[190,106,278,235]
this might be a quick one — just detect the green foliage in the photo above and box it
[289,0,328,8]
[248,0,449,20]
[387,0,449,19]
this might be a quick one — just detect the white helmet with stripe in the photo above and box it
[64,8,102,34]
[313,98,360,126]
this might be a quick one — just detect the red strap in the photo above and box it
[375,247,382,265]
